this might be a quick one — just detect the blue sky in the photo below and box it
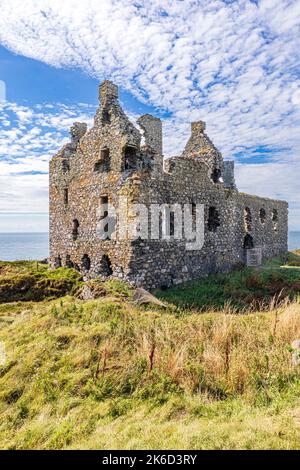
[0,0,300,231]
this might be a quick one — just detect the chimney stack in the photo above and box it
[99,80,118,105]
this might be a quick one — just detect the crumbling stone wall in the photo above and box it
[49,80,288,289]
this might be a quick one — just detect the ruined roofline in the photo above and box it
[138,113,161,122]
[52,80,226,170]
[97,81,221,160]
[182,120,221,155]
[238,192,288,205]
[163,155,237,190]
[99,80,118,103]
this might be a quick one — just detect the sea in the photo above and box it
[0,233,49,261]
[0,232,299,262]
[289,232,300,251]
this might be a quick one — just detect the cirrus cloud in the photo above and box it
[0,0,300,229]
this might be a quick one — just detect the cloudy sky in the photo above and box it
[0,0,299,232]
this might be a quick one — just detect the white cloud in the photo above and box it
[0,101,95,219]
[0,0,299,229]
[0,80,6,101]
[235,162,300,231]
[0,173,48,213]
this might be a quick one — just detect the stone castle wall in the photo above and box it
[49,81,288,289]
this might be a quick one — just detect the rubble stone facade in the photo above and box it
[49,81,288,289]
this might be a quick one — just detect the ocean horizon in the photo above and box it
[0,232,49,261]
[0,231,299,262]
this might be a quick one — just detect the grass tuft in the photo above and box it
[1,254,300,449]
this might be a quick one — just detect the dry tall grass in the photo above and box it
[1,286,300,448]
[127,299,300,400]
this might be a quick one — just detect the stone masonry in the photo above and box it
[49,81,288,289]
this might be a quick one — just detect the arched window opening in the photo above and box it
[64,188,69,205]
[62,159,70,173]
[244,207,252,232]
[94,148,110,172]
[65,254,74,268]
[271,209,278,231]
[102,109,111,125]
[72,219,79,241]
[243,234,254,249]
[54,255,62,268]
[124,146,137,170]
[100,254,113,276]
[94,161,101,172]
[142,153,154,171]
[81,254,91,271]
[259,208,266,224]
[211,168,221,183]
[208,206,221,232]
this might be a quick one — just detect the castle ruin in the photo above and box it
[49,81,288,289]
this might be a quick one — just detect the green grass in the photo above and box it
[0,254,300,449]
[155,253,300,311]
[1,295,300,449]
[0,262,82,303]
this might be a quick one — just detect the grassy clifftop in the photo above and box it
[1,252,300,307]
[0,261,81,303]
[156,252,300,311]
[0,255,300,449]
